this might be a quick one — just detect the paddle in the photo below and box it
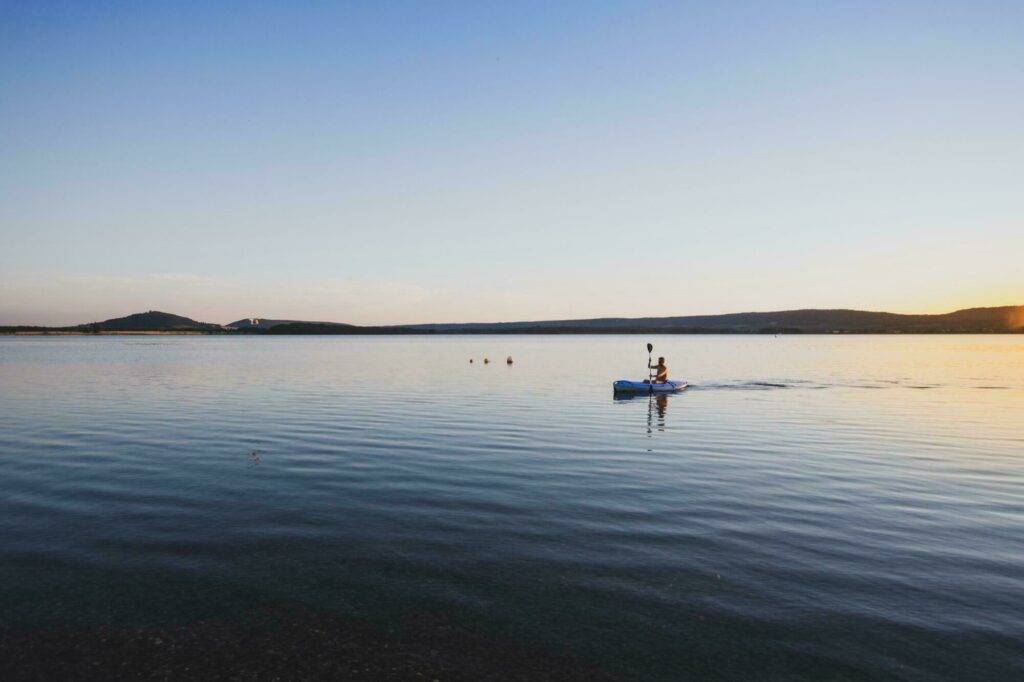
[647,342,654,382]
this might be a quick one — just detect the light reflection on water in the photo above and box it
[1,335,1023,679]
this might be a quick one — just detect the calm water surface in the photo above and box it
[1,335,1023,679]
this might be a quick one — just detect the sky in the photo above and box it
[1,0,1022,326]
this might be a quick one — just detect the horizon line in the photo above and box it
[3,303,1023,329]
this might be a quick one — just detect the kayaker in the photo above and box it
[649,356,669,383]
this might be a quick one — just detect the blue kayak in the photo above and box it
[613,380,688,394]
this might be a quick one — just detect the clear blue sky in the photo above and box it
[2,0,1022,325]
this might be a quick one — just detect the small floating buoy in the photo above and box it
[484,358,490,364]
[506,356,513,365]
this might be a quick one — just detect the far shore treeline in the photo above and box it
[3,307,1024,335]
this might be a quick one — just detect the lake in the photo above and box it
[1,335,1022,680]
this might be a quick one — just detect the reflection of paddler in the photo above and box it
[646,393,669,435]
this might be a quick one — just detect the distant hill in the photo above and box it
[79,310,221,332]
[3,306,1022,335]
[405,306,1024,334]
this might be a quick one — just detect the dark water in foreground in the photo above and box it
[1,335,1022,680]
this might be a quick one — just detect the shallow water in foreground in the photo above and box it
[1,335,1023,680]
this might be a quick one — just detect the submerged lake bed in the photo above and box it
[1,335,1022,680]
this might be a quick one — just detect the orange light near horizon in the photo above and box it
[1008,306,1024,331]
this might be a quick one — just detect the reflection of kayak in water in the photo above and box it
[613,380,688,394]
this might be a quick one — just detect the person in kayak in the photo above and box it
[648,356,669,383]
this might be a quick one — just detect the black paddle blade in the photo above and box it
[647,343,653,353]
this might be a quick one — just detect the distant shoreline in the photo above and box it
[2,330,211,336]
[3,330,1023,336]
[4,305,1022,335]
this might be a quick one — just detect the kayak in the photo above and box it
[613,380,688,393]
[613,380,688,394]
